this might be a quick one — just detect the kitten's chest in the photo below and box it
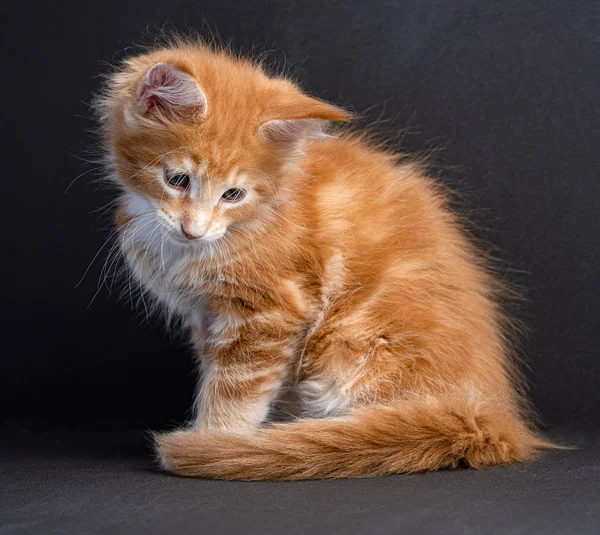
[159,255,271,318]
[126,237,318,332]
[122,240,203,314]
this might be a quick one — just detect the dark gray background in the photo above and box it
[2,0,599,431]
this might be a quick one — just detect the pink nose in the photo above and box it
[181,225,202,240]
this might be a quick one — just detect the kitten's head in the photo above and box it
[98,45,349,248]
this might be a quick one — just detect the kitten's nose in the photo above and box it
[181,225,203,240]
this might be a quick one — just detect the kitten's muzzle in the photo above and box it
[181,225,204,240]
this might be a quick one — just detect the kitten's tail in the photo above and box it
[155,391,561,481]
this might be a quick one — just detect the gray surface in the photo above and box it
[1,428,598,534]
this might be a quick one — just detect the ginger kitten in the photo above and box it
[96,41,555,480]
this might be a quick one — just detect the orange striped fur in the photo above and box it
[97,40,557,480]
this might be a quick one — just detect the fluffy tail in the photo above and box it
[155,393,559,481]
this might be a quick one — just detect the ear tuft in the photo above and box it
[137,63,207,118]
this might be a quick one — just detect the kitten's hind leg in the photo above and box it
[299,332,404,418]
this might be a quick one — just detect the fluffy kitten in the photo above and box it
[97,41,555,480]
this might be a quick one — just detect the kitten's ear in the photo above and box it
[259,96,350,148]
[135,62,207,120]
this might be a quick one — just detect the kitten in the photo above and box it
[96,41,556,480]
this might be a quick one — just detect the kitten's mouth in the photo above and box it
[167,231,195,246]
[168,231,221,247]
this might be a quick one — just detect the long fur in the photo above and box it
[96,38,560,481]
[155,390,556,481]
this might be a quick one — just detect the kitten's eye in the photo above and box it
[165,169,191,190]
[221,188,246,202]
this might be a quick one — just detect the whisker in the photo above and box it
[63,166,105,195]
